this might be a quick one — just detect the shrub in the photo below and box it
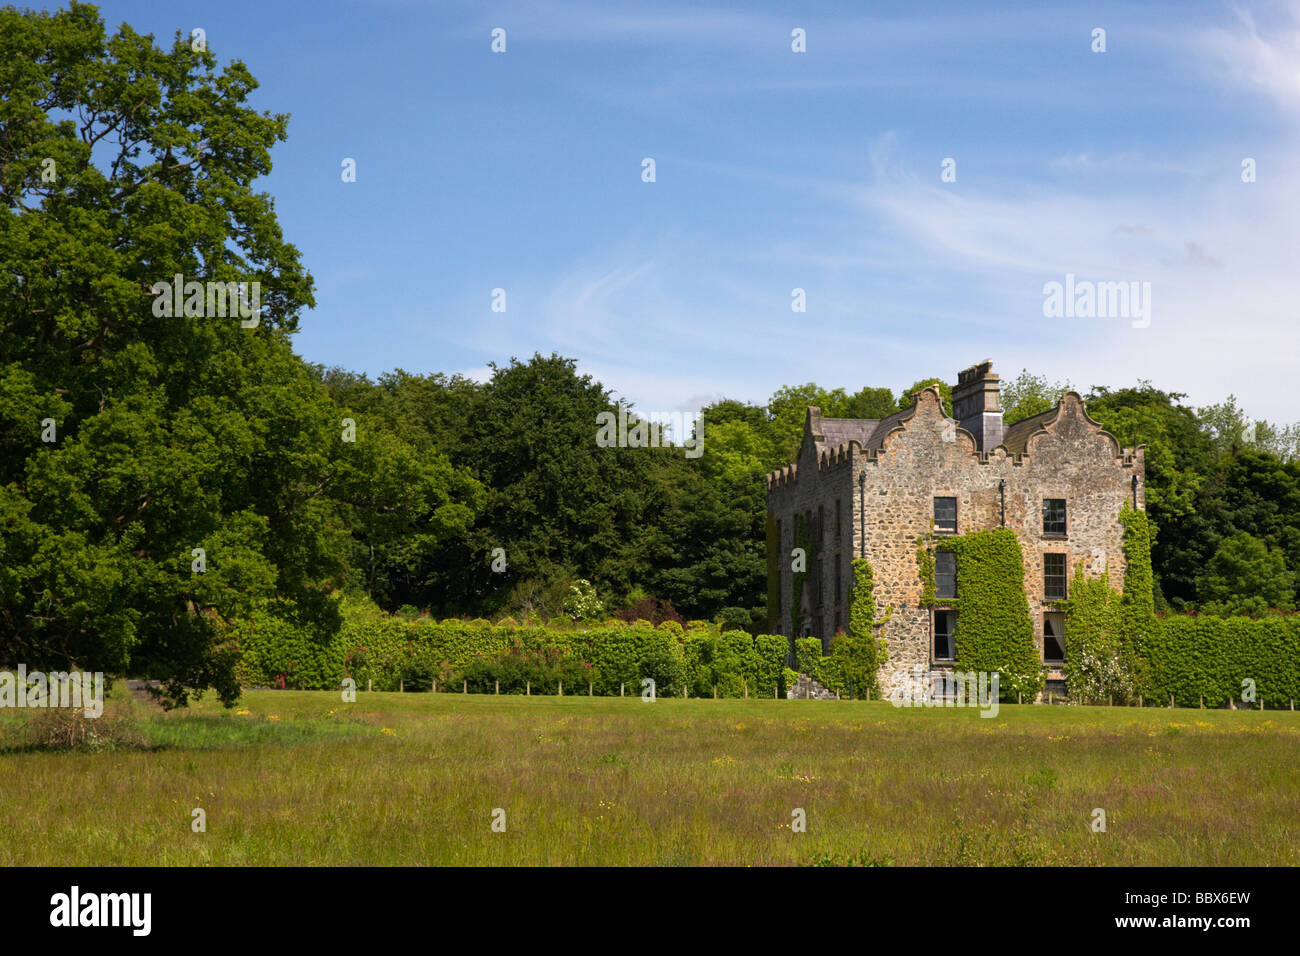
[16,706,147,753]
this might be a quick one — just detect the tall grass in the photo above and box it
[0,690,1296,865]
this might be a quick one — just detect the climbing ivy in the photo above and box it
[842,557,890,696]
[1060,563,1132,704]
[1118,503,1158,699]
[916,536,936,607]
[948,529,1044,701]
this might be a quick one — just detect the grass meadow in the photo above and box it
[1,687,1297,866]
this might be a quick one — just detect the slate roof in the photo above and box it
[817,418,879,450]
[999,407,1058,455]
[816,407,917,452]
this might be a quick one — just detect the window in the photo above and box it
[1043,498,1067,535]
[933,496,957,533]
[835,557,842,605]
[935,551,956,600]
[934,610,955,660]
[818,505,824,550]
[835,498,842,543]
[1044,612,1066,663]
[1044,553,1068,600]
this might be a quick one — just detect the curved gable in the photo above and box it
[1004,391,1121,459]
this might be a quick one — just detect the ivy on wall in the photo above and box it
[916,536,936,607]
[1118,503,1158,697]
[1060,563,1132,703]
[842,557,891,696]
[948,528,1044,701]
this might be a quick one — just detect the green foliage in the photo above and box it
[793,628,878,699]
[0,3,344,705]
[230,605,348,690]
[845,557,888,695]
[229,600,786,699]
[1060,565,1131,704]
[459,642,591,695]
[1118,504,1158,699]
[948,530,1043,701]
[1000,369,1070,426]
[898,378,951,417]
[915,537,936,607]
[563,578,605,621]
[1197,532,1295,616]
[768,383,896,465]
[1144,615,1300,708]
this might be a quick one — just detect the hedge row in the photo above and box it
[229,599,788,698]
[1143,614,1300,707]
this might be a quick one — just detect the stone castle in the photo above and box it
[765,360,1146,696]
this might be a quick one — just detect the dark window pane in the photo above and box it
[1044,614,1066,662]
[934,609,955,660]
[934,497,957,533]
[935,551,957,600]
[1044,553,1068,600]
[1043,498,1067,535]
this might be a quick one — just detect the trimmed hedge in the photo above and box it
[1144,614,1300,708]
[231,598,787,698]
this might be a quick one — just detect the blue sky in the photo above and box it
[75,0,1300,420]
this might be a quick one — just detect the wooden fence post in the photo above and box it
[495,680,499,695]
[743,681,748,699]
[713,685,717,699]
[589,682,593,697]
[620,682,624,697]
[367,679,372,693]
[399,679,403,693]
[463,679,467,694]
[526,681,530,696]
[558,681,563,697]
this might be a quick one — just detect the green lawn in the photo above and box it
[2,688,1297,865]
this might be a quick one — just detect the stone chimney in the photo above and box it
[952,360,1003,451]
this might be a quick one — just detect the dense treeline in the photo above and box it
[314,362,1300,623]
[3,5,1298,704]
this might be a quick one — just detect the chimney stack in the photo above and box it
[952,360,1003,451]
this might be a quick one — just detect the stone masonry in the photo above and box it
[765,360,1146,695]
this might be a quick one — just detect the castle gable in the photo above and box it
[1000,391,1122,460]
[875,386,978,458]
